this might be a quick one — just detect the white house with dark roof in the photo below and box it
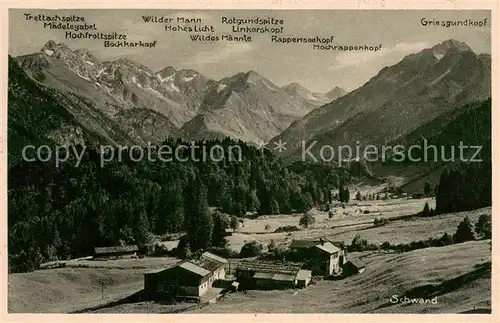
[289,238,346,276]
[200,251,228,280]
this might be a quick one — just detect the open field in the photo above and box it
[192,240,491,313]
[8,202,491,313]
[8,257,179,313]
[227,198,489,252]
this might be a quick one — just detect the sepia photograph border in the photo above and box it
[0,0,498,322]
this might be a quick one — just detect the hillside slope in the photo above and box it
[194,240,491,313]
[369,98,491,191]
[15,41,187,144]
[272,40,491,159]
[7,55,122,166]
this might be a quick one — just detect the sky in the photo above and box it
[9,9,491,92]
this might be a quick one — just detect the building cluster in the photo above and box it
[93,238,366,302]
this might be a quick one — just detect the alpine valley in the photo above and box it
[9,38,491,185]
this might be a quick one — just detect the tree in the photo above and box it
[424,182,432,196]
[453,216,475,243]
[339,186,350,203]
[134,209,151,248]
[355,191,362,201]
[380,241,391,250]
[475,214,492,239]
[264,224,271,231]
[374,217,389,227]
[161,183,184,233]
[212,211,229,247]
[184,179,213,251]
[269,198,280,215]
[439,232,453,246]
[247,189,260,212]
[299,212,316,228]
[182,241,193,259]
[267,239,279,255]
[229,216,239,232]
[240,241,264,257]
[421,202,430,217]
[338,186,345,203]
[293,191,313,213]
[436,162,491,214]
[350,234,368,252]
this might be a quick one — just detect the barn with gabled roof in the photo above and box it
[234,260,311,289]
[143,260,214,300]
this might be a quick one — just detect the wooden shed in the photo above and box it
[343,258,366,276]
[295,269,312,288]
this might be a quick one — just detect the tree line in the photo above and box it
[8,138,348,272]
[435,161,491,214]
[349,213,491,253]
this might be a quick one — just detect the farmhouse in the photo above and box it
[143,253,229,300]
[93,245,138,260]
[144,261,214,300]
[235,260,311,290]
[343,258,366,276]
[200,252,228,280]
[289,238,346,276]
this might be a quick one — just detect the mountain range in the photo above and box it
[13,40,346,147]
[272,39,491,160]
[9,39,491,185]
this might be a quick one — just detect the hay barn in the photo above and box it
[143,261,213,300]
[235,260,311,290]
[93,245,138,260]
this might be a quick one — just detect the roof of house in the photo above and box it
[94,245,138,254]
[289,238,345,250]
[329,241,346,249]
[347,258,366,269]
[295,269,312,281]
[202,252,228,265]
[143,261,182,275]
[235,260,303,275]
[192,258,223,273]
[253,272,296,282]
[314,242,341,254]
[179,261,212,277]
